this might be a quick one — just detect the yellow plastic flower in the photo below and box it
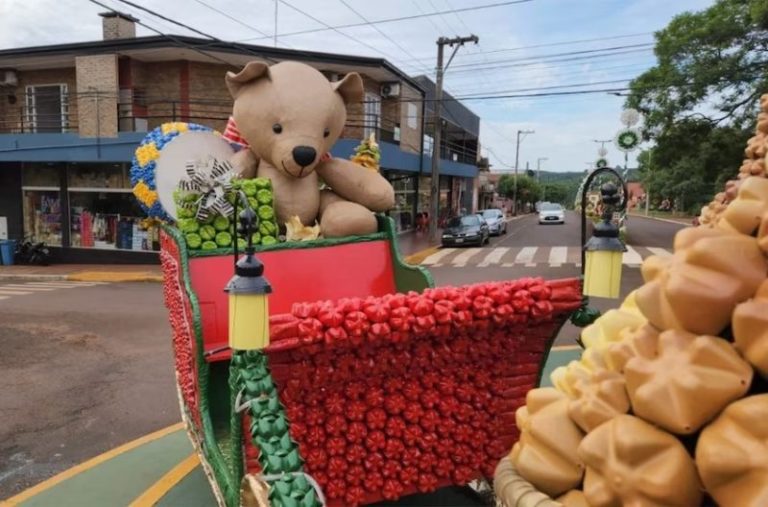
[580,290,646,350]
[135,142,160,167]
[161,122,189,135]
[133,181,158,207]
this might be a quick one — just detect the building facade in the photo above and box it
[0,12,479,262]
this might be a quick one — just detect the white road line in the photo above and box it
[478,247,509,267]
[421,248,457,266]
[0,290,32,295]
[0,296,8,300]
[515,247,538,266]
[1,285,57,291]
[19,283,78,288]
[548,247,568,267]
[502,263,515,267]
[646,247,672,258]
[452,248,484,267]
[24,281,106,287]
[623,245,644,266]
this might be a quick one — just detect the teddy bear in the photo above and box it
[223,60,395,238]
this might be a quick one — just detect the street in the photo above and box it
[0,213,684,499]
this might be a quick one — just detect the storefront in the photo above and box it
[9,162,160,263]
[383,170,418,233]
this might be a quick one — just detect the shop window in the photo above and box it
[22,163,61,188]
[68,163,130,189]
[69,191,158,251]
[22,190,63,246]
[388,174,416,233]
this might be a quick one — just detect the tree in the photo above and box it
[497,174,541,209]
[626,0,767,213]
[541,182,569,206]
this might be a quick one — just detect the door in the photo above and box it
[26,84,68,133]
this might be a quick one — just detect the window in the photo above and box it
[25,84,69,133]
[407,103,418,129]
[21,163,63,246]
[363,92,381,139]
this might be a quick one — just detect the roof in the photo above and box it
[413,75,479,138]
[0,35,425,93]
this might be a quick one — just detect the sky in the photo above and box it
[0,0,716,173]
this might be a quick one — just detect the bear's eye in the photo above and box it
[272,123,283,134]
[323,128,330,138]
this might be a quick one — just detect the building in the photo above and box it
[412,75,481,223]
[0,12,479,263]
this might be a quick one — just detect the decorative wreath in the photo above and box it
[130,122,217,222]
[615,128,641,152]
[595,158,609,168]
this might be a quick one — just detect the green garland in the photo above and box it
[230,350,321,507]
[615,128,640,152]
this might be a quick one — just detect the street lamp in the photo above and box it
[513,129,535,215]
[580,167,628,299]
[226,193,272,351]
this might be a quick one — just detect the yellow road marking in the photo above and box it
[4,422,185,505]
[404,245,440,266]
[128,453,199,507]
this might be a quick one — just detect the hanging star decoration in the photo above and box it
[177,157,236,222]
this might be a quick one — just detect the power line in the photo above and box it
[336,0,432,74]
[189,0,272,39]
[237,0,535,42]
[88,0,239,67]
[113,0,221,40]
[276,0,422,70]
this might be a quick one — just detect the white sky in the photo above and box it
[0,0,715,172]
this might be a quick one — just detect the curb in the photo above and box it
[628,213,692,226]
[0,273,163,283]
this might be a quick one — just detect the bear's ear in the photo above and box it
[226,61,271,99]
[332,72,364,105]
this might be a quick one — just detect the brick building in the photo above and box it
[0,12,479,262]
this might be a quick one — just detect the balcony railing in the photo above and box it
[0,93,479,166]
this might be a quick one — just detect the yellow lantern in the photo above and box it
[583,218,626,299]
[226,252,272,350]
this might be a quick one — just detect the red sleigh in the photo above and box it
[159,215,581,506]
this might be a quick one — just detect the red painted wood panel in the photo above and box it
[188,241,397,357]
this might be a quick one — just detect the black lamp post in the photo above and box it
[225,192,272,350]
[579,167,628,299]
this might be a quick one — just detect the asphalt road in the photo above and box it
[0,212,684,499]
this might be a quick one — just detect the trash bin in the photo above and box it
[0,239,16,265]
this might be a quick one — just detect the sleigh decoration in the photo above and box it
[159,213,581,507]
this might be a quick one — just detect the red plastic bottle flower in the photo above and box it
[384,438,405,459]
[347,400,367,422]
[417,473,439,493]
[344,382,366,401]
[327,456,348,479]
[345,486,366,507]
[453,466,475,485]
[325,478,346,499]
[383,377,405,393]
[403,402,423,424]
[292,301,318,319]
[344,310,370,337]
[327,436,347,457]
[298,317,324,343]
[345,421,368,444]
[347,444,366,464]
[365,430,387,452]
[305,425,326,448]
[385,416,406,438]
[305,447,328,468]
[364,451,384,472]
[364,386,385,408]
[305,407,326,427]
[366,408,387,430]
[383,460,403,479]
[403,447,422,467]
[420,409,440,432]
[384,393,406,415]
[420,389,440,409]
[365,471,384,492]
[402,424,423,446]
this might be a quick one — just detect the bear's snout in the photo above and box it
[292,146,317,167]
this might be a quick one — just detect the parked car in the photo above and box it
[538,203,565,224]
[442,215,490,247]
[479,208,507,236]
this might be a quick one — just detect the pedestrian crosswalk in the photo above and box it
[0,281,107,301]
[420,245,673,268]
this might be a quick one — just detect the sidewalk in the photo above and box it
[0,233,436,283]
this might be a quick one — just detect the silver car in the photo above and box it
[538,203,565,224]
[479,209,507,235]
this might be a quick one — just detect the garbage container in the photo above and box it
[0,239,16,265]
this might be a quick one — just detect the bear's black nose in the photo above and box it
[292,146,317,167]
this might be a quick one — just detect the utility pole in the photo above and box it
[537,157,548,201]
[429,34,479,243]
[273,0,278,46]
[645,149,653,216]
[512,129,534,216]
[592,139,612,150]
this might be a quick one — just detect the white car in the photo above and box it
[538,203,565,224]
[478,209,507,235]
